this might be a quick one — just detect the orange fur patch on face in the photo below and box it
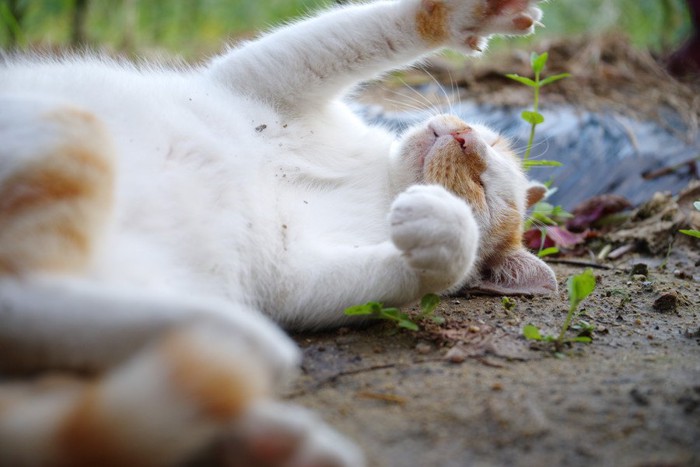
[416,1,450,44]
[424,145,488,213]
[56,384,144,467]
[163,332,267,421]
[492,203,524,252]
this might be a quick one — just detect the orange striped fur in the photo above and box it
[416,1,451,44]
[0,325,274,467]
[0,107,114,276]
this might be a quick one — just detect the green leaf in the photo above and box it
[523,160,563,168]
[567,269,596,312]
[531,52,548,74]
[680,229,700,238]
[344,302,382,316]
[398,320,420,331]
[570,336,593,343]
[523,324,543,340]
[431,316,446,325]
[501,296,516,311]
[420,293,440,316]
[537,247,560,258]
[521,110,545,125]
[506,73,537,87]
[380,308,402,319]
[539,73,571,86]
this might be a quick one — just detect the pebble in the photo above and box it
[653,293,679,313]
[415,342,432,354]
[631,263,649,276]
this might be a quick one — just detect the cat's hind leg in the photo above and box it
[0,96,114,275]
[0,322,363,466]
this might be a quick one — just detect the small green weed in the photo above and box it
[506,52,570,169]
[679,201,700,238]
[344,293,443,331]
[501,296,516,312]
[506,52,574,258]
[523,269,597,353]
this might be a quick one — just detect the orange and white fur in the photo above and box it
[0,0,555,465]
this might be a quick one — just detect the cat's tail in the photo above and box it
[0,95,114,276]
[0,323,274,466]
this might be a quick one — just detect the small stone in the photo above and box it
[653,293,678,313]
[467,325,481,333]
[632,274,647,282]
[415,342,432,354]
[445,346,467,364]
[631,263,649,276]
[630,388,650,406]
[491,382,504,391]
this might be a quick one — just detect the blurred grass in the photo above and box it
[0,0,693,58]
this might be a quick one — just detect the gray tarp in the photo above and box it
[353,101,699,209]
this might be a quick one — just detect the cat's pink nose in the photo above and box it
[451,128,471,146]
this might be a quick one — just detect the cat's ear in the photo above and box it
[472,249,558,295]
[526,182,547,208]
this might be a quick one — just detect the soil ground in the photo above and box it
[289,261,700,467]
[288,37,700,467]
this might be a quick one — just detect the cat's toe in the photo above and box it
[206,401,364,467]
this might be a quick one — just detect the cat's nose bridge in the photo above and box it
[429,115,471,136]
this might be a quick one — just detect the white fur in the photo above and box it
[0,1,546,464]
[0,0,544,333]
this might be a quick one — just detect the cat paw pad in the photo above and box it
[479,0,542,35]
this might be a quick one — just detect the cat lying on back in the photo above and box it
[0,0,555,465]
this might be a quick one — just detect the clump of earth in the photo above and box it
[289,244,699,466]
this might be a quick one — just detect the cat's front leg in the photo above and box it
[209,0,542,110]
[390,184,480,294]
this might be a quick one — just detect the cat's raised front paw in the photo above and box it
[390,185,479,292]
[416,0,543,51]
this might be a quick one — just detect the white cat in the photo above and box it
[0,0,555,465]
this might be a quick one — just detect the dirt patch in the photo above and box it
[289,258,699,466]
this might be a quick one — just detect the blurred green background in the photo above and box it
[0,0,693,58]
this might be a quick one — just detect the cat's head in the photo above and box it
[396,114,557,295]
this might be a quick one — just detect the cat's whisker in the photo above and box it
[378,84,435,114]
[417,64,455,116]
[395,76,444,117]
[382,94,432,115]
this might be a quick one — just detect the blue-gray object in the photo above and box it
[352,101,699,209]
